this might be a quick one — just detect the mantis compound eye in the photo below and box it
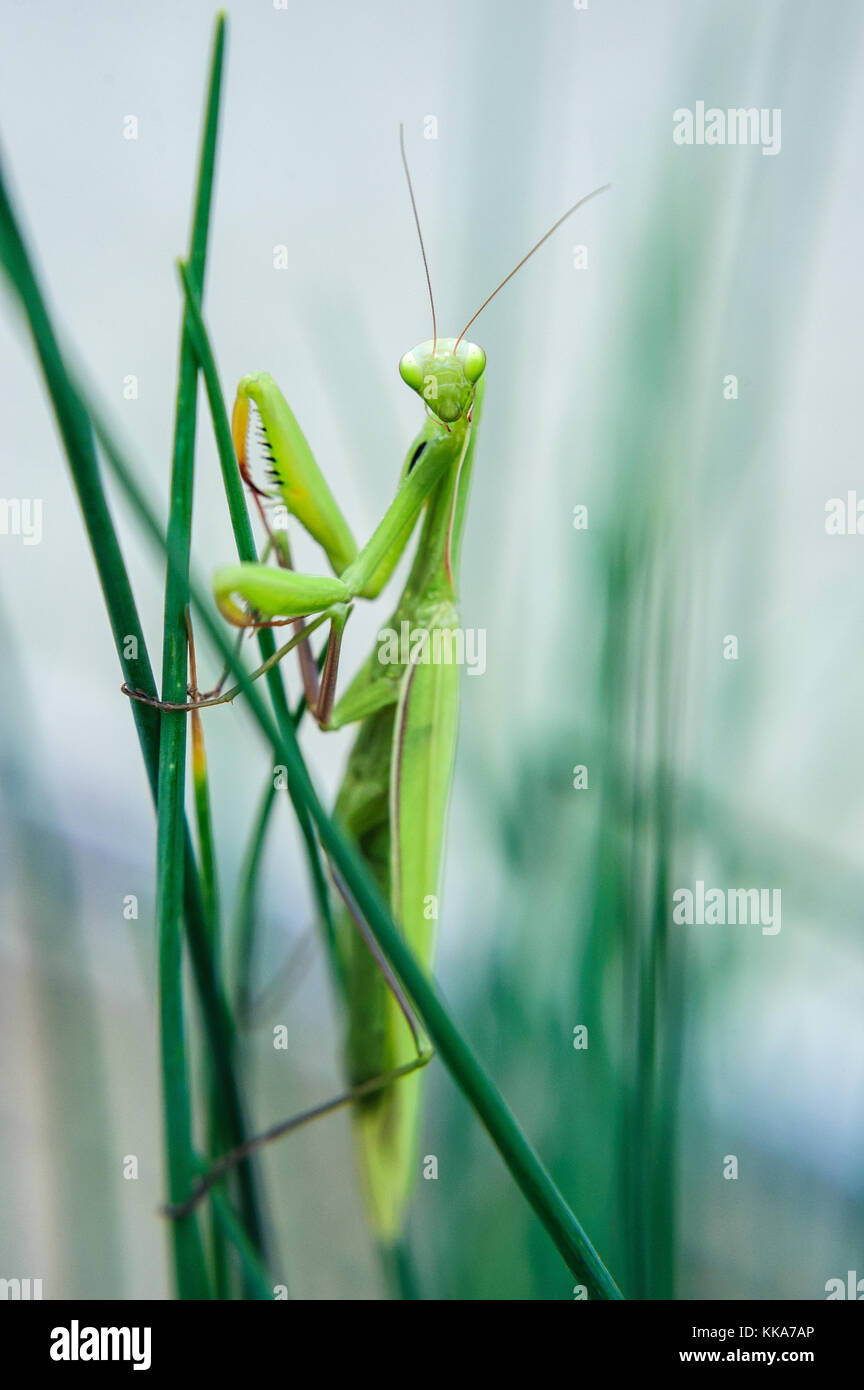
[398,349,425,393]
[457,341,486,384]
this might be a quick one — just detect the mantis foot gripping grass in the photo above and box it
[129,129,609,1243]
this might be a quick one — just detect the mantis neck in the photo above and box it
[404,377,485,605]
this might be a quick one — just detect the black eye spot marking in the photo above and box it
[408,441,427,473]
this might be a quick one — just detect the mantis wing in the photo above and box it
[335,629,460,1242]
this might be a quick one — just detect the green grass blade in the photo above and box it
[154,12,228,1300]
[0,180,160,777]
[191,707,221,930]
[209,1191,273,1301]
[233,779,278,1022]
[190,705,233,1297]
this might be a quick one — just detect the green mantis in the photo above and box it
[222,343,483,1240]
[144,131,608,1243]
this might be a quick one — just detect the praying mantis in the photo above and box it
[138,131,608,1243]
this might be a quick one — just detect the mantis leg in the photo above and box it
[122,610,332,712]
[162,1046,433,1221]
[233,373,358,576]
[260,527,329,724]
[229,371,362,721]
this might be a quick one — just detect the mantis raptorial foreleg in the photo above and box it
[210,386,465,731]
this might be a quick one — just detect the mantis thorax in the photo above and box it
[398,337,485,424]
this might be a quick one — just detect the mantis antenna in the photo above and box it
[399,122,438,354]
[454,182,612,350]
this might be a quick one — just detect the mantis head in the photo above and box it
[398,337,486,424]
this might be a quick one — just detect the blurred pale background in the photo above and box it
[1,0,862,1298]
